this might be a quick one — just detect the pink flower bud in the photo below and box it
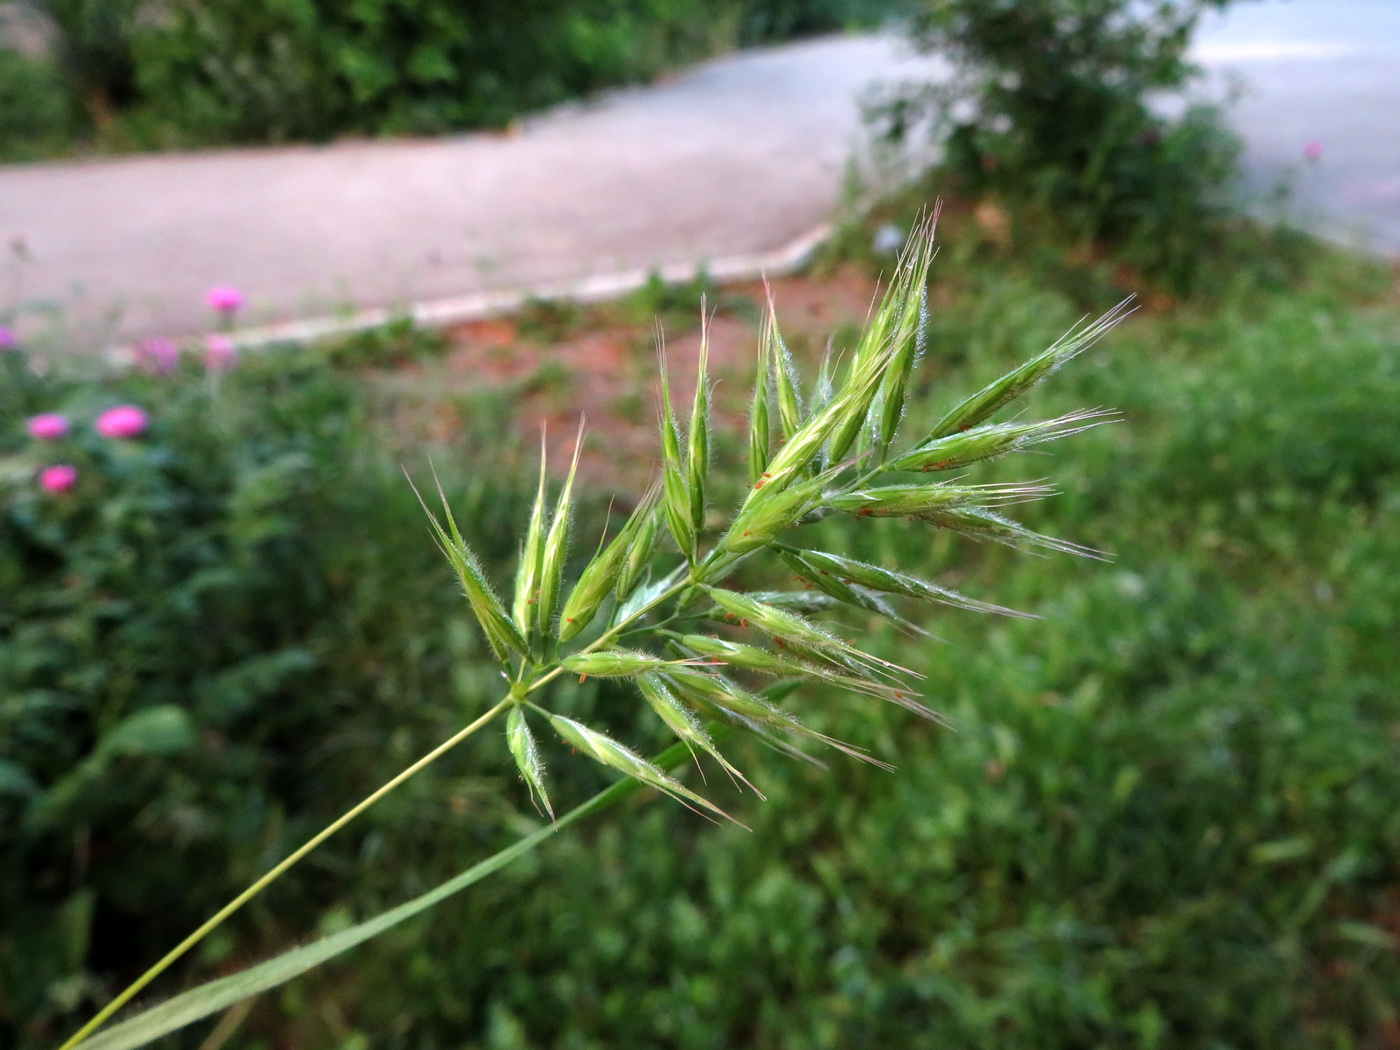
[206,285,245,313]
[40,464,78,492]
[95,405,150,439]
[0,325,15,350]
[140,338,180,376]
[27,413,70,440]
[1303,141,1323,162]
[205,334,238,371]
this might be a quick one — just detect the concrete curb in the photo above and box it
[106,223,834,365]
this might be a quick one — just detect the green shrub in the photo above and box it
[28,0,142,121]
[109,0,903,147]
[871,0,1247,290]
[0,340,564,1046]
[0,47,85,160]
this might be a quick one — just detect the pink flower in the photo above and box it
[0,325,15,350]
[1303,141,1323,162]
[206,285,245,313]
[39,464,78,493]
[139,338,180,376]
[27,413,70,440]
[95,405,150,439]
[205,334,238,371]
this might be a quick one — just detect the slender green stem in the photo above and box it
[67,733,720,1050]
[60,698,511,1050]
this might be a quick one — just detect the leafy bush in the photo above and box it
[0,47,84,160]
[0,338,565,1046]
[3,0,908,153]
[28,0,142,121]
[871,0,1247,290]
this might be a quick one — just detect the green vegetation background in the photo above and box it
[4,210,1398,1047]
[0,0,910,158]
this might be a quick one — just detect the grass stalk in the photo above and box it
[59,698,512,1050]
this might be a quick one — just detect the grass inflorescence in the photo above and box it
[59,215,1123,1049]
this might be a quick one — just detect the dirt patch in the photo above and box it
[396,266,884,490]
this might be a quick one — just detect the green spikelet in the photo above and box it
[560,484,661,641]
[408,472,527,664]
[719,473,825,555]
[664,670,891,769]
[930,301,1132,439]
[658,346,697,560]
[688,306,711,536]
[637,673,759,795]
[748,323,772,488]
[764,295,805,445]
[513,435,550,641]
[560,649,707,678]
[888,410,1118,472]
[775,546,1029,618]
[545,712,735,822]
[506,706,553,818]
[536,421,585,645]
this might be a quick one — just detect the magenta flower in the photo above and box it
[0,325,15,350]
[205,334,238,371]
[139,338,180,376]
[27,413,70,440]
[95,405,150,439]
[206,285,245,313]
[39,464,78,493]
[1303,141,1323,162]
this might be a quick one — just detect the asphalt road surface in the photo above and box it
[1,0,1395,347]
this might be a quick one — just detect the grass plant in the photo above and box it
[58,219,1127,1048]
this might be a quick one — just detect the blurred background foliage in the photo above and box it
[4,211,1398,1047]
[3,0,1399,1046]
[0,0,914,156]
[867,0,1251,294]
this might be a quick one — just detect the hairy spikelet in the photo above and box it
[513,435,550,642]
[889,410,1118,473]
[929,301,1132,439]
[560,484,661,641]
[546,712,736,822]
[560,649,708,678]
[657,345,697,560]
[409,473,527,664]
[537,422,585,645]
[688,308,712,537]
[506,706,553,818]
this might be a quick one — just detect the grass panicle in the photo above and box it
[61,219,1124,1050]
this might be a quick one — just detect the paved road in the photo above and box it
[1,1,1395,348]
[1195,0,1400,252]
[0,36,942,349]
